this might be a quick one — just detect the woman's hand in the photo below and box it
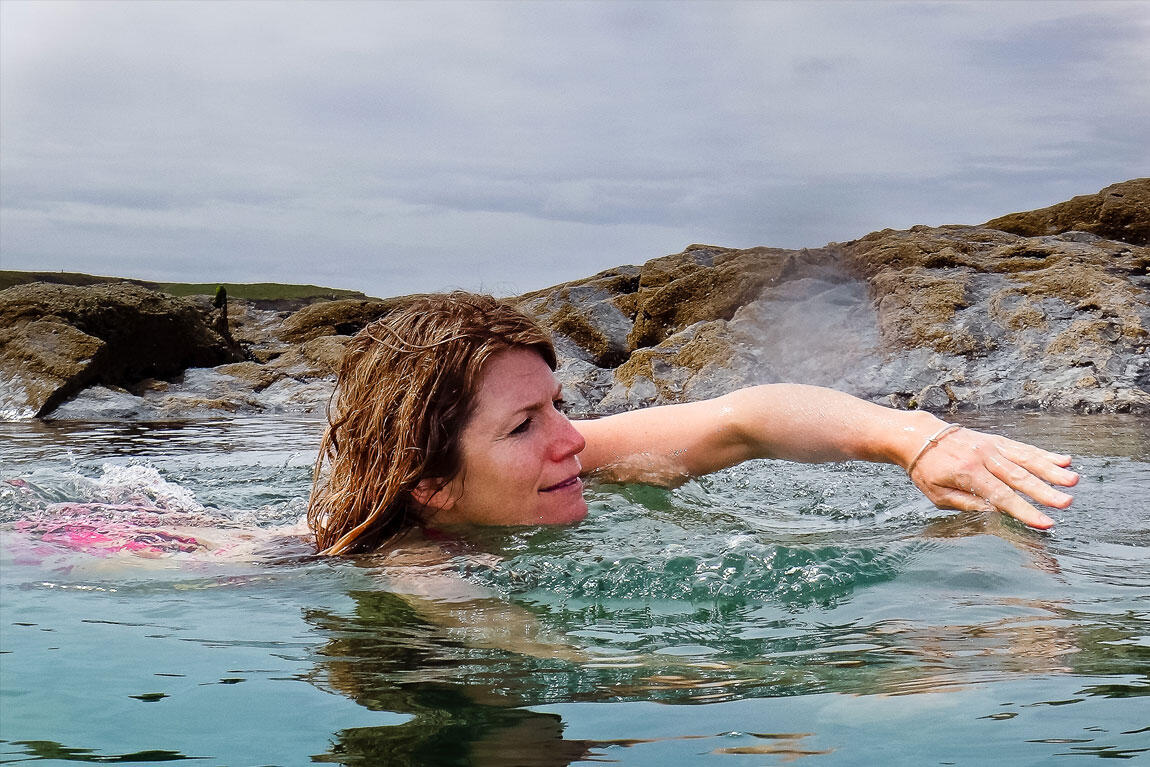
[576,383,1080,530]
[905,425,1078,529]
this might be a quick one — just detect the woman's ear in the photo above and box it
[411,478,457,511]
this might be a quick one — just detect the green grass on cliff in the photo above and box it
[156,281,365,300]
[0,270,368,301]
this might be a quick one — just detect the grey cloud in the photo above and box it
[1,1,1148,297]
[967,10,1148,75]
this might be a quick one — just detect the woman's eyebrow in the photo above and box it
[507,387,559,420]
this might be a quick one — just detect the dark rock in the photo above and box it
[517,267,640,368]
[555,358,615,417]
[0,282,240,417]
[914,384,953,412]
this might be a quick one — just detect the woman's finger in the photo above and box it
[971,472,1055,530]
[983,453,1075,510]
[995,436,1074,468]
[998,441,1079,488]
[931,475,1053,530]
[930,487,994,514]
[908,426,1071,530]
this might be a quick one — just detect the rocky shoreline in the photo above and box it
[2,179,1147,421]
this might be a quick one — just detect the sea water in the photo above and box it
[0,413,1147,766]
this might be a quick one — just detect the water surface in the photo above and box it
[1,413,1147,765]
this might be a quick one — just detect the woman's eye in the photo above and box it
[510,418,532,436]
[553,397,567,413]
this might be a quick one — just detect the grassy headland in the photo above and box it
[0,270,371,301]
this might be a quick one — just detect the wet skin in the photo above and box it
[419,348,588,526]
[416,351,1079,532]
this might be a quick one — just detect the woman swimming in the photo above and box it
[308,292,1078,555]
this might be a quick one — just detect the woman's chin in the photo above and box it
[541,497,588,525]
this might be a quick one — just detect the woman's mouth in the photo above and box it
[540,475,582,493]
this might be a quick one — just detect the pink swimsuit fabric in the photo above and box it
[11,502,208,558]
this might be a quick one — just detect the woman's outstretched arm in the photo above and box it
[573,384,1078,529]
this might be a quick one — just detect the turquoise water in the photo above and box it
[1,414,1147,765]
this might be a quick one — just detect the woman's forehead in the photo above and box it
[469,347,555,413]
[479,347,557,393]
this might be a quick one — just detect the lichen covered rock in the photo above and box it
[984,178,1150,246]
[517,267,640,368]
[0,282,240,417]
[279,296,423,344]
[7,179,1147,421]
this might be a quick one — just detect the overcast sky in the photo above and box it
[2,1,1147,298]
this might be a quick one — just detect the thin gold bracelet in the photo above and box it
[906,423,962,478]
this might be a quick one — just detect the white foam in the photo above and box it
[0,376,36,421]
[91,464,205,512]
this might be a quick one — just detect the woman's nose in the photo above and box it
[549,412,586,461]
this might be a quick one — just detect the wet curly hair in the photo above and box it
[308,292,556,554]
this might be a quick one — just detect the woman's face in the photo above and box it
[421,346,588,527]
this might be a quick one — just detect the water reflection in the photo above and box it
[299,563,1148,764]
[923,510,1063,574]
[305,590,594,765]
[2,740,197,762]
[315,705,595,766]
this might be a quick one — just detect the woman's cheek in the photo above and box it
[504,441,538,483]
[519,433,544,464]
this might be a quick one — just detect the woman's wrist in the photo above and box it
[905,422,962,477]
[877,408,951,471]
